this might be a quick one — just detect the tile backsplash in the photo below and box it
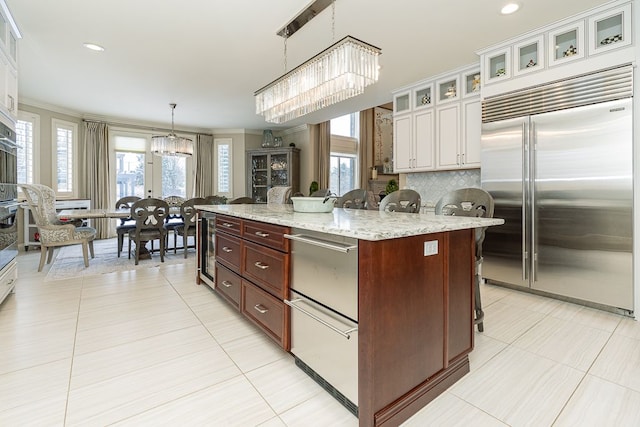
[406,169,481,207]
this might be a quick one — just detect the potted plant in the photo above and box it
[309,181,319,196]
[385,179,399,195]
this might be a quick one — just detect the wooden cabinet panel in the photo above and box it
[393,115,412,172]
[242,220,290,252]
[215,232,242,273]
[242,280,289,349]
[436,104,461,169]
[215,263,242,309]
[215,215,242,236]
[242,240,289,299]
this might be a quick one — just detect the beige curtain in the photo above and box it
[316,121,331,189]
[359,109,374,188]
[194,134,215,197]
[84,121,112,239]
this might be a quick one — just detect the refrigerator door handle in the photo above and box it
[521,122,528,281]
[530,121,537,283]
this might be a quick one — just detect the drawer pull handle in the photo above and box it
[254,231,269,238]
[254,304,268,314]
[254,261,269,270]
[222,246,233,253]
[221,222,234,228]
[221,280,233,288]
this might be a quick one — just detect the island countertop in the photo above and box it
[197,204,503,241]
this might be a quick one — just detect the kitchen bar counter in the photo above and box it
[197,205,503,427]
[196,204,503,240]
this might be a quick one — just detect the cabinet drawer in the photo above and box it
[242,240,289,299]
[242,220,290,252]
[215,215,242,236]
[215,263,241,310]
[215,232,242,272]
[242,280,289,350]
[0,261,16,305]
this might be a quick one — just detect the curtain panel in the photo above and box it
[195,134,215,198]
[84,121,112,239]
[316,121,331,189]
[359,108,374,188]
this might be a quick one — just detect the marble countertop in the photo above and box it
[197,204,504,241]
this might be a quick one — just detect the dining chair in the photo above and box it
[435,188,495,332]
[310,189,331,197]
[128,198,170,265]
[173,197,206,258]
[335,189,368,209]
[163,195,186,252]
[206,195,228,205]
[115,196,141,257]
[19,184,96,271]
[378,189,421,213]
[229,196,254,204]
[267,186,291,204]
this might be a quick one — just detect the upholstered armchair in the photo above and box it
[19,184,96,272]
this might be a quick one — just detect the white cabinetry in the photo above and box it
[478,0,633,96]
[22,199,91,250]
[0,1,18,125]
[0,259,15,306]
[393,63,480,173]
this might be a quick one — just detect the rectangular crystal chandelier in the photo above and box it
[255,35,381,124]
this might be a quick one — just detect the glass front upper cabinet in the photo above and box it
[393,91,411,114]
[437,76,459,103]
[462,69,481,97]
[413,83,434,109]
[484,47,511,83]
[513,35,544,76]
[548,21,585,66]
[588,4,631,55]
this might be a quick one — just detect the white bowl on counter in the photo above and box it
[291,196,337,213]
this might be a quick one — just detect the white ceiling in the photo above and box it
[8,0,610,132]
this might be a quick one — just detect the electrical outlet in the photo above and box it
[424,240,438,256]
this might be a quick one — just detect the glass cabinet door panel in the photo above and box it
[463,70,481,97]
[588,4,631,55]
[394,92,410,113]
[548,21,584,66]
[270,153,289,186]
[513,35,544,76]
[414,84,433,109]
[438,77,458,103]
[484,47,510,82]
[252,154,268,171]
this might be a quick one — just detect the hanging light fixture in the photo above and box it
[254,0,381,124]
[151,103,193,157]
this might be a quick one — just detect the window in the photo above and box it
[215,138,233,196]
[330,114,359,196]
[161,156,187,198]
[16,111,40,185]
[114,134,146,200]
[52,118,78,197]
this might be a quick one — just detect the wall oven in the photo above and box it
[0,120,17,274]
[284,229,359,416]
[198,211,216,287]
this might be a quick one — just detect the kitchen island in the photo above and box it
[196,204,503,427]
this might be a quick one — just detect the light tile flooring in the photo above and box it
[2,245,640,426]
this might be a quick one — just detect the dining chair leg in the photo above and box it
[82,242,90,267]
[89,240,95,258]
[128,238,132,259]
[38,246,47,272]
[160,235,166,262]
[183,233,188,258]
[47,247,55,264]
[117,234,123,257]
[174,232,178,254]
[134,238,140,265]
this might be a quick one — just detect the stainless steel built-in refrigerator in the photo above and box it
[481,65,633,312]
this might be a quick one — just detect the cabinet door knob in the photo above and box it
[255,231,269,238]
[221,280,233,288]
[222,246,233,253]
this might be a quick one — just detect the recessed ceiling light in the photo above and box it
[83,43,105,52]
[501,3,520,14]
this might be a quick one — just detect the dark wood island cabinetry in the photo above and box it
[197,205,503,426]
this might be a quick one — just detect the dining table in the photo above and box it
[58,207,181,260]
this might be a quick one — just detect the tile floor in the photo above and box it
[1,244,640,426]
